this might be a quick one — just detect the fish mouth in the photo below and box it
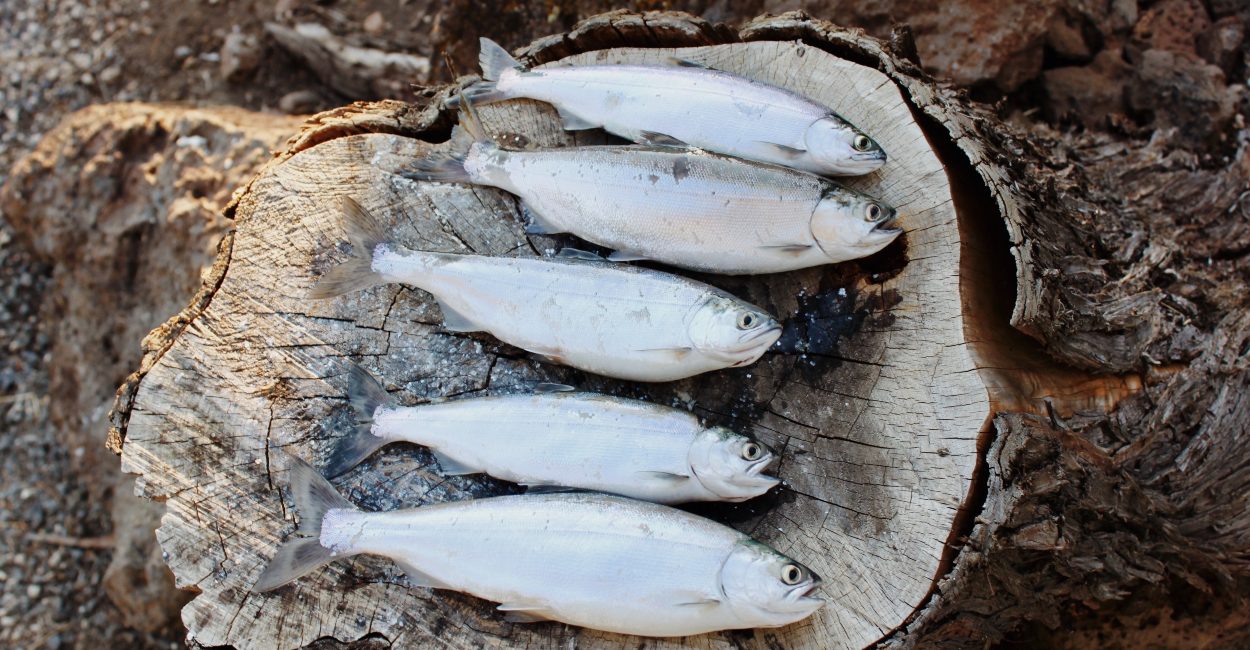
[852,150,887,162]
[747,455,776,476]
[872,208,902,236]
[738,325,783,346]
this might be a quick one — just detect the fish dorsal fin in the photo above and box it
[606,250,649,262]
[556,247,605,262]
[478,37,524,80]
[395,560,453,590]
[498,601,554,623]
[521,203,565,235]
[555,105,598,131]
[436,299,483,333]
[756,141,807,159]
[432,451,481,476]
[638,130,689,148]
[533,382,576,394]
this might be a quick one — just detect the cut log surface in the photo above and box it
[118,31,993,650]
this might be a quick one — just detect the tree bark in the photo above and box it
[108,10,1250,649]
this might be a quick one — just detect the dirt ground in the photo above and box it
[0,0,1245,648]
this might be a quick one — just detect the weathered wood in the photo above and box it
[111,10,1233,650]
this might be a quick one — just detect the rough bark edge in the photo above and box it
[109,100,447,454]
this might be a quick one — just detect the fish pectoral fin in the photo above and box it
[637,130,689,148]
[606,250,649,262]
[521,203,565,235]
[665,57,710,69]
[498,602,555,623]
[637,470,691,485]
[436,300,484,333]
[635,347,694,361]
[533,382,576,394]
[556,247,605,262]
[676,598,723,609]
[555,105,598,131]
[432,451,482,476]
[760,243,814,255]
[756,141,807,159]
[394,560,453,590]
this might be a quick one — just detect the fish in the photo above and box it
[403,106,901,275]
[323,365,781,504]
[450,37,886,177]
[253,457,825,637]
[309,198,781,382]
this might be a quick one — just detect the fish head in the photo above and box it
[804,116,887,175]
[810,189,902,262]
[686,296,781,367]
[688,427,781,500]
[720,540,825,626]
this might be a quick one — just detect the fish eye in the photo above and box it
[864,203,882,222]
[853,134,874,152]
[781,564,804,585]
[741,442,763,461]
[736,312,757,330]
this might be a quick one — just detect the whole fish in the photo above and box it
[451,37,886,177]
[310,198,781,382]
[325,365,780,504]
[404,109,900,275]
[255,458,825,637]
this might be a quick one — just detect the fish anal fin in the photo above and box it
[638,130,689,148]
[607,251,648,262]
[555,105,598,131]
[436,300,483,333]
[395,560,453,590]
[756,141,807,159]
[433,451,482,476]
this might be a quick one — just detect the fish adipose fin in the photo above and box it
[308,197,394,299]
[521,203,565,235]
[433,451,481,476]
[395,559,454,590]
[637,130,689,148]
[403,100,491,184]
[756,141,807,160]
[555,105,598,131]
[253,457,360,592]
[445,38,524,109]
[436,299,484,333]
[322,365,395,478]
[498,602,555,623]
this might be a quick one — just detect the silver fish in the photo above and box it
[324,366,780,504]
[452,37,886,177]
[404,110,900,275]
[254,458,825,637]
[310,198,781,382]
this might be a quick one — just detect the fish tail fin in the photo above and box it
[253,457,359,592]
[478,37,523,81]
[323,365,395,478]
[309,197,394,299]
[404,98,494,183]
[444,80,509,108]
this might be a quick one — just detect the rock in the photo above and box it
[278,89,323,114]
[363,11,386,35]
[1197,17,1246,77]
[265,22,431,99]
[220,31,261,81]
[1044,48,1131,127]
[1047,8,1101,63]
[1127,48,1238,144]
[0,103,301,629]
[1131,0,1211,56]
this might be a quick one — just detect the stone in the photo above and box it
[1127,48,1238,144]
[1044,48,1131,127]
[1197,16,1246,77]
[363,11,385,35]
[1047,8,1101,63]
[1131,0,1211,56]
[103,480,190,632]
[220,31,261,81]
[278,89,323,114]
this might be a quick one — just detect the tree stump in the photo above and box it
[109,11,1243,650]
